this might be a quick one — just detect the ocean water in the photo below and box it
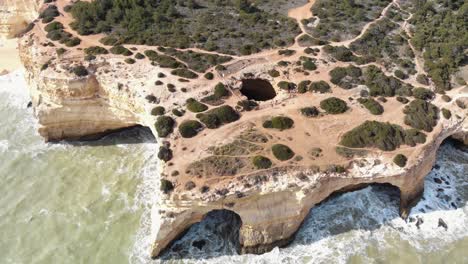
[0,71,467,264]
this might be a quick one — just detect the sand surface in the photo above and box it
[0,38,21,75]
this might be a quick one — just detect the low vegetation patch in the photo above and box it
[186,98,208,113]
[272,144,295,161]
[171,68,199,79]
[197,105,240,129]
[330,65,363,89]
[179,120,203,138]
[320,97,348,114]
[300,107,320,117]
[412,87,435,100]
[252,156,272,169]
[151,106,165,116]
[160,179,174,194]
[310,81,331,93]
[155,116,175,138]
[403,99,439,132]
[340,121,426,151]
[393,154,408,168]
[263,116,294,130]
[357,98,384,115]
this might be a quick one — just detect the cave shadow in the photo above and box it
[156,139,467,261]
[53,126,156,147]
[240,79,277,101]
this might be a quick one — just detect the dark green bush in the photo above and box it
[135,53,145,59]
[71,65,88,77]
[403,99,439,132]
[441,95,451,102]
[278,81,296,91]
[214,83,229,98]
[340,121,426,151]
[298,80,311,93]
[84,46,108,56]
[357,98,384,115]
[171,68,198,79]
[396,96,409,104]
[237,100,258,112]
[320,97,348,114]
[412,87,435,100]
[158,146,173,162]
[278,49,296,56]
[364,66,413,97]
[160,179,174,194]
[110,45,132,55]
[416,74,429,85]
[393,154,407,167]
[197,105,240,129]
[44,21,63,32]
[125,58,136,64]
[310,81,331,93]
[155,116,175,138]
[204,72,214,80]
[186,98,208,113]
[268,69,280,78]
[442,108,451,119]
[179,120,203,138]
[151,106,165,116]
[303,60,317,71]
[394,69,408,79]
[272,144,295,161]
[252,156,272,169]
[330,65,363,89]
[172,109,184,117]
[300,107,320,117]
[263,116,294,130]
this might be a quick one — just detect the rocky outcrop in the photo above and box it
[0,0,40,39]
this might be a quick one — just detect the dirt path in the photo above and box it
[288,0,317,47]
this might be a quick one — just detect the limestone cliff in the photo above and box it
[15,0,468,259]
[0,0,40,39]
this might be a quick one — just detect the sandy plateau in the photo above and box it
[1,0,466,259]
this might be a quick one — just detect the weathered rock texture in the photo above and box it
[0,0,40,39]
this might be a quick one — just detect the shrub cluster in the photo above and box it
[237,100,258,112]
[300,107,320,117]
[357,98,384,115]
[310,81,331,93]
[262,116,294,130]
[364,66,413,97]
[252,156,272,169]
[196,105,239,129]
[186,98,208,113]
[330,65,363,89]
[403,99,439,132]
[179,120,203,138]
[441,108,451,119]
[412,87,435,100]
[40,5,59,23]
[201,83,231,105]
[298,80,311,93]
[340,121,426,151]
[278,81,296,91]
[272,144,295,161]
[71,66,88,77]
[158,146,173,162]
[155,116,175,138]
[393,154,407,168]
[160,179,174,194]
[320,97,348,114]
[84,46,108,56]
[151,106,165,116]
[171,68,198,79]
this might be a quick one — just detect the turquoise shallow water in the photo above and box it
[1,71,467,264]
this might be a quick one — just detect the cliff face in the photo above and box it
[19,33,147,141]
[16,0,468,259]
[0,0,40,38]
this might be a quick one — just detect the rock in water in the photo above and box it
[416,217,424,229]
[192,240,206,250]
[438,218,448,230]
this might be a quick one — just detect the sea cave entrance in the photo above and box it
[240,79,276,101]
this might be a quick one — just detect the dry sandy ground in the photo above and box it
[0,38,21,74]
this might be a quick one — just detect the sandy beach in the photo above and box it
[0,38,22,75]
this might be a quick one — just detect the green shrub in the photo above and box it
[393,154,407,167]
[416,74,429,85]
[204,72,214,80]
[155,116,175,138]
[186,98,208,113]
[396,96,409,104]
[263,116,294,130]
[300,107,320,117]
[125,58,136,64]
[44,21,63,32]
[272,144,295,161]
[214,83,229,98]
[320,97,348,114]
[64,37,81,47]
[303,60,317,71]
[71,66,88,77]
[158,146,173,162]
[278,49,296,56]
[179,120,203,138]
[160,179,174,194]
[237,100,258,111]
[197,105,240,129]
[412,87,434,100]
[357,98,384,115]
[135,53,145,59]
[340,121,426,151]
[298,80,311,93]
[171,68,198,79]
[441,95,451,102]
[278,81,296,91]
[84,46,108,56]
[172,109,184,117]
[442,108,451,119]
[403,99,439,132]
[330,65,362,89]
[252,156,272,169]
[310,81,331,93]
[151,106,165,116]
[394,69,408,79]
[268,69,280,78]
[100,36,119,46]
[364,65,413,97]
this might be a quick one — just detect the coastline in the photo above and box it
[0,38,22,75]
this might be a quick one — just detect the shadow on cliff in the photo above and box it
[156,140,467,262]
[57,126,156,146]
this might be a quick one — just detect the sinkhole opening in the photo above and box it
[240,79,276,101]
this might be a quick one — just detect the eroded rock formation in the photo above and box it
[0,0,40,38]
[14,0,468,259]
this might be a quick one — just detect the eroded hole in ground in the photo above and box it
[240,79,276,101]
